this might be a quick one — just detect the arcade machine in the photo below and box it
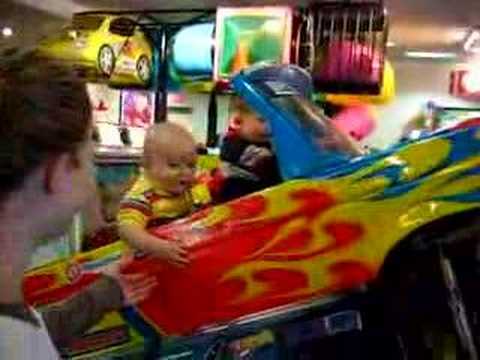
[24,2,408,359]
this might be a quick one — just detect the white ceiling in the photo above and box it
[387,0,480,52]
[5,0,480,54]
[0,1,66,50]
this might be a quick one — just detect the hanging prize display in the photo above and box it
[214,7,294,86]
[325,59,395,105]
[310,1,388,95]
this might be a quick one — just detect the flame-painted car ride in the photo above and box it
[24,65,480,359]
[38,14,153,85]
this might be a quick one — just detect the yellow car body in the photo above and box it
[38,14,153,85]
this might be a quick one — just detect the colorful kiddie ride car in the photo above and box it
[24,65,480,359]
[38,14,153,85]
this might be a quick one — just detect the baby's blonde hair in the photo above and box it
[143,122,195,168]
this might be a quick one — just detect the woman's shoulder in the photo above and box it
[0,312,58,359]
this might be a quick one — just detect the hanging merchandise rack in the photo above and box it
[75,9,216,121]
[71,3,391,149]
[294,9,316,72]
[309,0,388,95]
[63,10,216,161]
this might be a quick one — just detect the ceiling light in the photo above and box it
[404,51,457,59]
[2,27,13,37]
[464,28,480,54]
[449,28,468,42]
[463,70,480,93]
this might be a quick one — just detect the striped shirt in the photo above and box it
[118,173,209,230]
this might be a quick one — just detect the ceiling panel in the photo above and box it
[0,0,66,50]
[386,0,480,51]
[8,0,480,53]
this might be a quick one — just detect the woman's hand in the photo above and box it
[240,145,273,170]
[102,253,157,306]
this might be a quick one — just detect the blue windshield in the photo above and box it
[232,72,361,179]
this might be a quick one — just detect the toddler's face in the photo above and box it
[147,142,197,195]
[236,111,270,143]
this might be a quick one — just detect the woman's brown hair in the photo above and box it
[0,48,92,198]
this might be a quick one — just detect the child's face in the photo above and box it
[147,142,197,195]
[235,111,270,143]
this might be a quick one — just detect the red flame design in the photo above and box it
[129,188,368,334]
[23,187,370,335]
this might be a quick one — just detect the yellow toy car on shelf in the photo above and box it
[38,14,153,85]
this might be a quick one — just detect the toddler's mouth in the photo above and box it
[178,180,191,189]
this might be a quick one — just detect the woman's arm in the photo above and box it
[42,255,156,349]
[41,274,123,348]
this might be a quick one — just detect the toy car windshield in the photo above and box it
[232,68,362,180]
[268,91,361,156]
[70,15,105,30]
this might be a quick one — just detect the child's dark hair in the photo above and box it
[0,48,92,199]
[229,95,253,117]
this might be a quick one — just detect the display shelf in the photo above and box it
[95,146,142,164]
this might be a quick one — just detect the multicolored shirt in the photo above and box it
[117,173,210,230]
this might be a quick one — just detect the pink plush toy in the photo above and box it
[331,105,376,141]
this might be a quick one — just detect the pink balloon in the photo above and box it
[331,105,376,141]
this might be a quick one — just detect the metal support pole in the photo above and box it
[155,27,169,122]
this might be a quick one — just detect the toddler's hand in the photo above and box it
[240,145,273,169]
[153,239,189,267]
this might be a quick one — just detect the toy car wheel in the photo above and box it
[136,55,151,83]
[98,45,115,77]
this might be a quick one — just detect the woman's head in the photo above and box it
[0,49,95,237]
